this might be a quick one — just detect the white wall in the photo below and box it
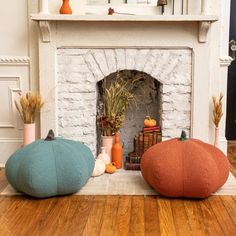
[0,0,39,166]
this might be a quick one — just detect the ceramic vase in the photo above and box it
[60,0,72,14]
[97,147,111,164]
[23,123,36,146]
[214,127,219,148]
[102,136,114,161]
[112,132,122,169]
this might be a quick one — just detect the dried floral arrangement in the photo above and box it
[98,71,141,136]
[15,92,44,124]
[212,93,223,128]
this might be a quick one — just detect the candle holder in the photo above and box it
[157,0,167,15]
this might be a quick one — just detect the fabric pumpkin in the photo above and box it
[141,131,230,198]
[105,163,116,174]
[92,159,105,177]
[5,130,95,198]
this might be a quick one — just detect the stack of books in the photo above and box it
[125,126,162,170]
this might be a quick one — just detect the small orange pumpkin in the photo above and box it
[105,163,116,174]
[144,116,157,127]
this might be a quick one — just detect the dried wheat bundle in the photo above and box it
[99,71,140,135]
[212,93,223,128]
[15,92,44,124]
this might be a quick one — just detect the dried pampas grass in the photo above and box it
[212,93,223,128]
[15,92,44,124]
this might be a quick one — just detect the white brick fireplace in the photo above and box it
[57,48,191,154]
[32,12,230,154]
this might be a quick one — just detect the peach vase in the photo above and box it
[59,0,72,14]
[112,132,122,169]
[102,136,114,161]
[23,123,36,146]
[214,127,219,148]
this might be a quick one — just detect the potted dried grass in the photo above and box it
[212,93,223,148]
[15,92,44,146]
[97,71,140,165]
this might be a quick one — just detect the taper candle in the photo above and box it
[40,0,49,14]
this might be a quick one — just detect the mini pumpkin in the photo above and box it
[141,131,230,198]
[144,116,157,127]
[92,159,106,177]
[105,163,116,174]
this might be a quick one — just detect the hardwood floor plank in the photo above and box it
[129,196,145,236]
[199,198,225,236]
[220,196,236,226]
[144,196,160,236]
[83,196,106,236]
[100,196,119,236]
[157,197,176,236]
[114,196,132,236]
[184,200,206,236]
[171,199,192,236]
[208,196,236,235]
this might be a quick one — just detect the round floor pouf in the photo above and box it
[141,131,230,198]
[5,130,95,198]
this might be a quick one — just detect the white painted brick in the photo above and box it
[125,49,137,70]
[115,49,126,70]
[92,50,110,76]
[104,49,117,74]
[83,53,104,81]
[135,49,150,71]
[57,48,192,154]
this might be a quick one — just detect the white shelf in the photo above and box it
[31,13,218,43]
[31,13,218,22]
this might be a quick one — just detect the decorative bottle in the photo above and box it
[112,132,122,169]
[60,0,72,14]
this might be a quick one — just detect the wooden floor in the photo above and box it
[1,145,236,235]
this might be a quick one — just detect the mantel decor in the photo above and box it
[15,92,44,146]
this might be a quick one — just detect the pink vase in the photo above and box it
[23,123,36,146]
[214,127,219,148]
[102,136,114,161]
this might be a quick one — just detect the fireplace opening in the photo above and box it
[97,70,162,161]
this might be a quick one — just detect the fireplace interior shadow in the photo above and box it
[97,70,162,164]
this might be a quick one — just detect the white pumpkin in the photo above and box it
[92,159,105,177]
[97,147,110,164]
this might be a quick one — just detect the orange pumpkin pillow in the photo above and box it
[141,134,230,198]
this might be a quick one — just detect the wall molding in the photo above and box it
[0,138,23,143]
[0,56,30,66]
[0,75,21,128]
[220,56,233,67]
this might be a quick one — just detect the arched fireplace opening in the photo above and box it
[97,69,162,161]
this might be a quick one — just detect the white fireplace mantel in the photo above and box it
[31,14,218,43]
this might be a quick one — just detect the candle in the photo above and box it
[40,0,49,14]
[202,0,206,14]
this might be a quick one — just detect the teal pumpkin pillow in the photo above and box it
[5,130,95,198]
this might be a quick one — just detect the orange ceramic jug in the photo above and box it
[60,0,72,14]
[112,132,122,169]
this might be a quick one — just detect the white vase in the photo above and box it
[23,123,36,146]
[97,147,111,164]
